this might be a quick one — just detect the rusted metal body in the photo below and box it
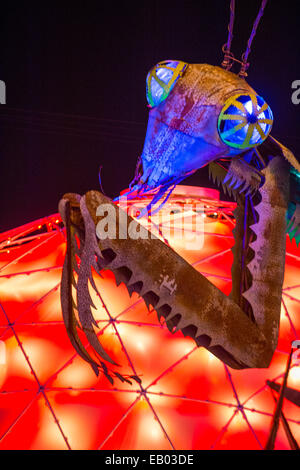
[59,62,300,383]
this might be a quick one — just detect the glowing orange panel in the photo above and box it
[0,187,299,450]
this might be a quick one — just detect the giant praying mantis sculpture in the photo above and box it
[59,59,300,384]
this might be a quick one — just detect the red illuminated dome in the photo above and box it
[0,186,299,450]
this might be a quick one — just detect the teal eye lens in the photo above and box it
[146,60,188,108]
[218,93,273,149]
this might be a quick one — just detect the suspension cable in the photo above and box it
[239,0,269,78]
[221,0,236,70]
[221,0,269,78]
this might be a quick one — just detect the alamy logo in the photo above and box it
[96,196,205,251]
[291,80,300,105]
[0,80,6,104]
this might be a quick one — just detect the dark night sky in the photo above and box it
[0,0,299,231]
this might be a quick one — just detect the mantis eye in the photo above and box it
[218,93,273,149]
[146,60,188,108]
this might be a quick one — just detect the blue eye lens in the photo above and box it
[218,93,273,149]
[146,60,188,108]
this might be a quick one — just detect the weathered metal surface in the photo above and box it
[140,64,256,190]
[243,157,289,350]
[60,183,288,378]
[58,62,299,382]
[85,189,273,370]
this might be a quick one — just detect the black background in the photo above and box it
[1,0,299,231]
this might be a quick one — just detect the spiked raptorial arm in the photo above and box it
[208,156,263,200]
[212,155,290,351]
[58,195,102,376]
[59,155,290,381]
[232,157,290,352]
[224,158,262,196]
[59,193,141,384]
[82,190,272,370]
